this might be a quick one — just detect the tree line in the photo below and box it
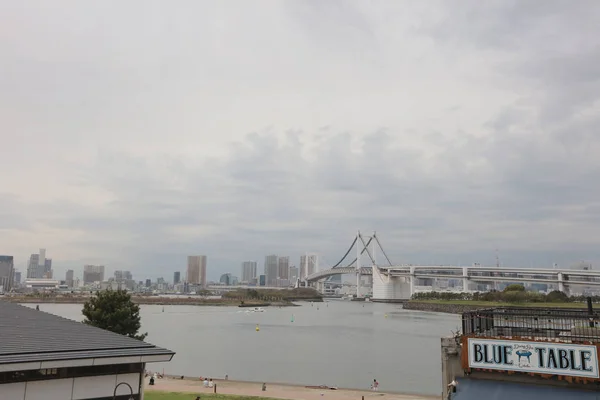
[411,284,600,303]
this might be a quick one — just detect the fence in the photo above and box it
[462,306,600,342]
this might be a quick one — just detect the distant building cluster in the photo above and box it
[1,247,341,295]
[26,248,52,279]
[0,248,326,294]
[232,253,319,288]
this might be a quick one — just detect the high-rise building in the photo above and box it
[173,271,181,284]
[187,255,207,286]
[43,258,53,278]
[83,265,105,284]
[0,256,15,292]
[300,254,318,279]
[26,253,39,278]
[65,270,74,287]
[278,256,289,283]
[14,271,21,285]
[264,255,278,286]
[289,265,299,281]
[241,261,257,283]
[145,279,151,288]
[114,270,132,282]
[39,249,46,267]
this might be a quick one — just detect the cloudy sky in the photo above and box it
[1,1,600,281]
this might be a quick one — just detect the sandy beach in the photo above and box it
[145,377,438,400]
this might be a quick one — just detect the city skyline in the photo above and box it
[1,248,334,283]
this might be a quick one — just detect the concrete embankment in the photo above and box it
[403,301,489,314]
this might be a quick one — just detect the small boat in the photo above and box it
[238,303,270,308]
[246,307,265,313]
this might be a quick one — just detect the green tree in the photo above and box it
[546,290,569,303]
[503,284,525,292]
[82,289,147,340]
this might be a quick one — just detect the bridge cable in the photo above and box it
[330,236,358,269]
[373,233,393,266]
[342,236,373,268]
[358,233,377,265]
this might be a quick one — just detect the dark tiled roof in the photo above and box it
[0,301,174,365]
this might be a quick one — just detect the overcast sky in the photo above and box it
[1,1,600,281]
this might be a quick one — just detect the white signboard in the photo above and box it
[468,338,599,378]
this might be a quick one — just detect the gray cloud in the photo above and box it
[1,1,600,280]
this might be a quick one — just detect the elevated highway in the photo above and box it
[307,265,600,302]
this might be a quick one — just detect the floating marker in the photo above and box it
[256,324,260,332]
[291,315,295,323]
[384,314,388,318]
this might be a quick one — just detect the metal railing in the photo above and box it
[462,306,600,342]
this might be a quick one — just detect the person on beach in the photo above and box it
[371,379,379,391]
[208,379,214,388]
[262,383,267,391]
[203,378,209,388]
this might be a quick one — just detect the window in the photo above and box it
[0,363,143,384]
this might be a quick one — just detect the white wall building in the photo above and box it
[0,301,174,400]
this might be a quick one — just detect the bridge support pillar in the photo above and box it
[558,272,565,293]
[462,267,469,292]
[409,266,415,297]
[372,266,411,302]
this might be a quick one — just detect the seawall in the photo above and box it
[403,301,489,314]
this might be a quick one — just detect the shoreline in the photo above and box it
[3,297,324,307]
[403,300,590,314]
[145,376,438,400]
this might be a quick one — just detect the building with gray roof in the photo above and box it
[0,301,174,400]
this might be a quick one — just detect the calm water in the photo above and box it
[26,301,459,395]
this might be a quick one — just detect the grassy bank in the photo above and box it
[146,393,277,400]
[408,299,589,308]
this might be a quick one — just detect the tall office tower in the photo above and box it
[187,255,207,286]
[278,256,289,280]
[289,265,299,281]
[241,261,257,283]
[264,255,278,286]
[65,270,74,287]
[39,249,46,268]
[300,254,318,279]
[114,270,133,282]
[26,253,39,278]
[14,271,21,285]
[43,258,53,278]
[173,271,181,284]
[0,256,15,292]
[83,265,105,284]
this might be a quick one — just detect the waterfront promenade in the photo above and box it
[145,378,437,400]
